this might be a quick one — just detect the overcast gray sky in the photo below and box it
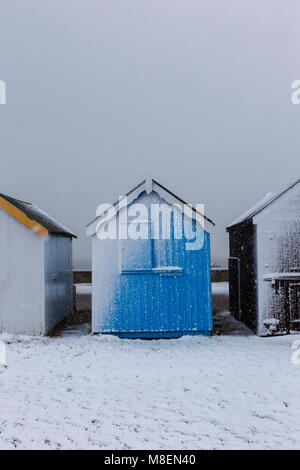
[0,0,299,267]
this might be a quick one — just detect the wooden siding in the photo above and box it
[228,221,258,333]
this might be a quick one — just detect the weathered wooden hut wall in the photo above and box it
[228,221,258,332]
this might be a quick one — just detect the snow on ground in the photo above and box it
[1,320,300,450]
[75,284,92,295]
[211,282,229,294]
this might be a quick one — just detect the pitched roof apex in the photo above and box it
[86,177,215,237]
[227,177,300,230]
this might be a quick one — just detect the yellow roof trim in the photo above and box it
[0,196,49,237]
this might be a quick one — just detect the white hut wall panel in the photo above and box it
[0,208,45,335]
[256,189,300,335]
[44,235,73,334]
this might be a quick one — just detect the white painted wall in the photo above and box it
[0,209,45,335]
[255,183,300,335]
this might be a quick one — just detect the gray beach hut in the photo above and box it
[0,193,76,335]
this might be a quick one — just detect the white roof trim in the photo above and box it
[227,193,273,229]
[253,179,300,225]
[227,177,300,230]
[86,178,215,237]
[145,174,153,194]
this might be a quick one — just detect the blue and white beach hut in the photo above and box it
[86,178,215,338]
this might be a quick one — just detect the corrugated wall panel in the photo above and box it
[44,235,73,334]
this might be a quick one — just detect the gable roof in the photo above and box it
[0,193,76,238]
[227,177,300,230]
[86,177,215,237]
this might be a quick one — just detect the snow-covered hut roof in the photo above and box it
[227,177,300,230]
[0,193,76,238]
[86,177,215,237]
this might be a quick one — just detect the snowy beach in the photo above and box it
[1,319,300,450]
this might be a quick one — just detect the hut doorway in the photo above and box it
[229,257,241,321]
